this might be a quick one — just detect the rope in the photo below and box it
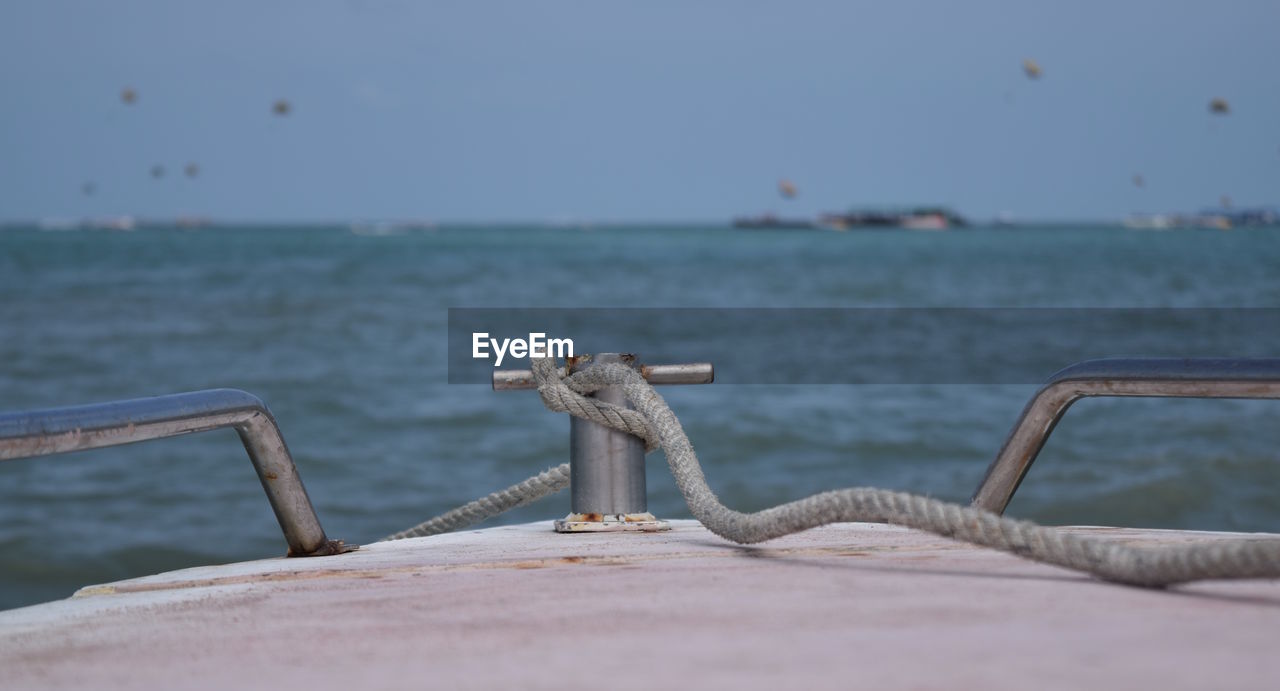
[528,357,1280,588]
[536,372,661,451]
[382,464,570,540]
[386,356,1280,588]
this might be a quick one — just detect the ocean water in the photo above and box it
[1,223,1279,610]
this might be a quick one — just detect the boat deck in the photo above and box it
[3,520,1278,689]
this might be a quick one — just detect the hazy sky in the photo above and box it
[2,1,1277,222]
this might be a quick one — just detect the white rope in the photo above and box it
[382,464,570,540]
[389,357,1280,588]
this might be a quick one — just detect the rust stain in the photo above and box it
[286,539,356,558]
[263,472,278,480]
[511,561,547,570]
[74,539,1006,600]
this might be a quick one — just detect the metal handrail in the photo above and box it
[0,389,348,557]
[971,358,1280,515]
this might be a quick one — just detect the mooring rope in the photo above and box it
[383,464,570,540]
[388,357,1280,588]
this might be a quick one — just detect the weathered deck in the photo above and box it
[3,520,1278,689]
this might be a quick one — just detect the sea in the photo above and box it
[2,223,1279,610]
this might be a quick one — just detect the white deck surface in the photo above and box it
[2,520,1279,690]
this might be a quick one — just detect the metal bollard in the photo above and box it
[493,353,713,532]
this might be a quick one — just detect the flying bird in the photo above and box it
[778,179,798,199]
[272,99,292,116]
[1209,98,1230,115]
[1022,59,1042,80]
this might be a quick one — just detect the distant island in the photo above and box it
[733,206,968,231]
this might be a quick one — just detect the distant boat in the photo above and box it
[731,214,815,230]
[1124,207,1279,230]
[818,206,968,231]
[84,216,137,232]
[900,214,950,231]
[1122,214,1176,230]
[349,220,437,236]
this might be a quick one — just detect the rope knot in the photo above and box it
[531,357,661,452]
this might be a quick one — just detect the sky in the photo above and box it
[1,0,1278,223]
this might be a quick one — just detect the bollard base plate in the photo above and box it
[554,512,671,533]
